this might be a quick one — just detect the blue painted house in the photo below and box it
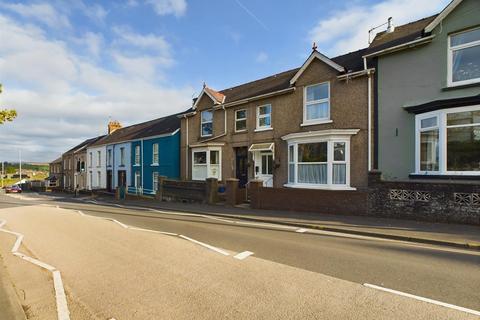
[129,114,181,195]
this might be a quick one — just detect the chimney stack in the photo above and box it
[387,17,395,33]
[108,120,122,134]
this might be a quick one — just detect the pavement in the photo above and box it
[0,253,26,320]
[0,203,478,319]
[81,194,480,250]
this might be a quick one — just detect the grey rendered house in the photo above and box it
[365,0,480,181]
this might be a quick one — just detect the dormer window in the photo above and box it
[449,27,480,87]
[201,110,213,137]
[303,82,330,125]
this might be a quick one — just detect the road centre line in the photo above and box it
[296,228,308,233]
[0,219,71,320]
[234,251,254,260]
[128,227,177,236]
[364,283,480,316]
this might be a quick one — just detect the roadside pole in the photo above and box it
[19,150,22,184]
[1,161,3,188]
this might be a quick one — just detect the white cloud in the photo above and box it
[80,32,104,58]
[255,52,268,63]
[112,26,171,54]
[309,0,451,56]
[0,2,71,29]
[0,13,193,162]
[146,0,187,17]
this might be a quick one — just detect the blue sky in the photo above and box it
[0,0,450,162]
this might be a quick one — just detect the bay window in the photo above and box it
[303,82,330,125]
[192,148,221,181]
[201,111,213,137]
[449,27,480,86]
[285,133,353,189]
[416,106,480,175]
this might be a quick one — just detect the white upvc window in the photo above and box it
[448,27,480,87]
[120,147,125,166]
[192,148,221,181]
[286,138,352,190]
[152,143,159,164]
[97,171,101,187]
[88,153,92,168]
[256,104,272,130]
[415,105,480,175]
[235,109,247,132]
[97,151,101,167]
[134,171,141,188]
[152,172,159,192]
[201,110,213,137]
[134,145,140,165]
[107,149,112,167]
[89,171,92,188]
[303,82,330,125]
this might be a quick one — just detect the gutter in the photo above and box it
[337,68,375,81]
[362,35,435,59]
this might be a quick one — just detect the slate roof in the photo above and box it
[366,15,438,55]
[208,49,367,106]
[89,112,182,147]
[63,135,105,155]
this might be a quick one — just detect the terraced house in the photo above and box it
[365,0,480,222]
[180,46,374,194]
[86,115,181,194]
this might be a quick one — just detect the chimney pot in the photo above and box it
[108,120,122,134]
[387,17,395,33]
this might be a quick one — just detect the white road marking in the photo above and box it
[77,210,85,216]
[296,228,308,233]
[53,271,70,320]
[179,235,230,256]
[364,283,480,316]
[129,227,177,236]
[0,219,71,320]
[107,218,129,229]
[234,251,254,260]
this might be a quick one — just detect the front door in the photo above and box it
[107,170,112,192]
[118,170,126,188]
[254,151,273,187]
[235,147,248,188]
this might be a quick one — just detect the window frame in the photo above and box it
[200,110,213,137]
[120,147,125,166]
[134,145,141,166]
[286,137,351,190]
[415,105,480,175]
[152,143,159,165]
[97,151,101,167]
[152,172,159,192]
[235,109,247,132]
[447,27,480,87]
[256,104,272,131]
[302,82,331,126]
[107,149,112,167]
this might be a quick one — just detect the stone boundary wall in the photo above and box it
[368,171,480,225]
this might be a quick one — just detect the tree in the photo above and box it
[0,84,17,124]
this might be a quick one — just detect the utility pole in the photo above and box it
[1,161,4,188]
[19,150,22,183]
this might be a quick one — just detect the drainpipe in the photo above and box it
[365,56,372,171]
[185,115,189,180]
[141,139,144,190]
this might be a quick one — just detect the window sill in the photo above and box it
[301,119,333,127]
[151,163,159,167]
[443,81,480,91]
[283,183,356,191]
[410,173,480,180]
[254,127,273,132]
[133,164,141,167]
[234,130,248,134]
[200,135,213,138]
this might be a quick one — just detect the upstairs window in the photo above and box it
[152,143,159,164]
[107,149,112,167]
[97,151,101,167]
[256,104,272,130]
[120,147,125,166]
[89,153,92,167]
[304,82,330,124]
[235,109,247,132]
[201,111,213,137]
[449,27,480,86]
[134,145,140,165]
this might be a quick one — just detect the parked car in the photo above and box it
[5,185,22,193]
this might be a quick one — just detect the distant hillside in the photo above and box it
[2,162,49,173]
